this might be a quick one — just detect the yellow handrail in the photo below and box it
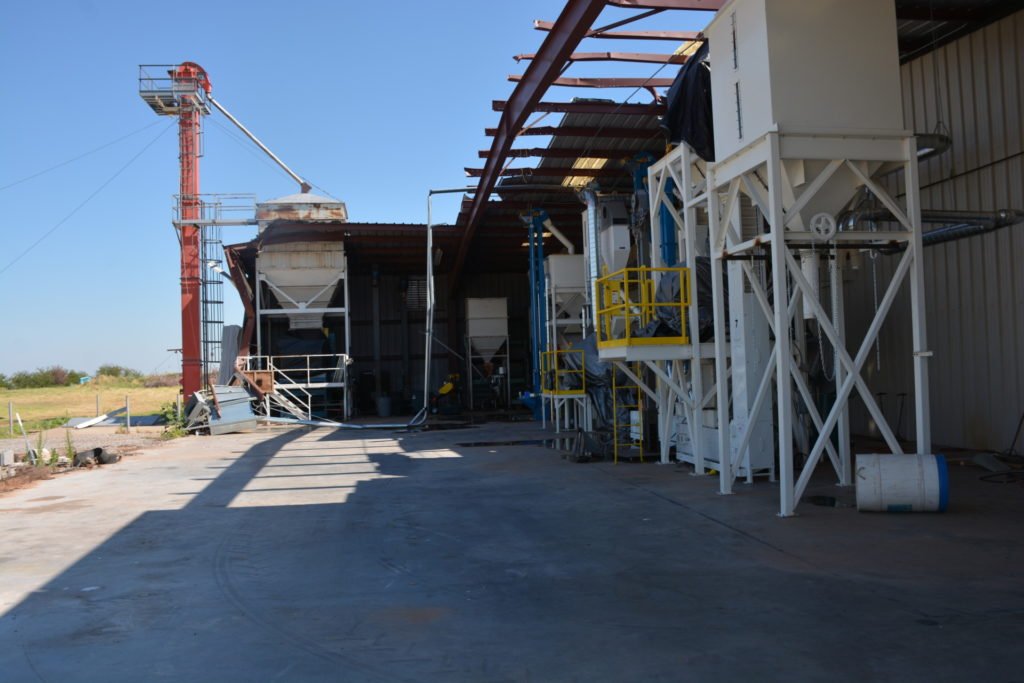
[595,266,690,349]
[541,348,586,396]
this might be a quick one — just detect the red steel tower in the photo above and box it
[139,63,212,399]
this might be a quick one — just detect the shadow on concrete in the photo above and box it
[1,424,1022,682]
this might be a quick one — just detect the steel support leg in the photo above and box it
[767,136,796,516]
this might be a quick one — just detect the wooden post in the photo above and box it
[7,401,13,436]
[95,393,100,417]
[126,395,131,431]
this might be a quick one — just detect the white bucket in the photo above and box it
[855,454,949,512]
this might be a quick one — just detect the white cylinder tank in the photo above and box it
[855,454,949,513]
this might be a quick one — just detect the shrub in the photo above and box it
[144,373,181,388]
[159,400,188,439]
[64,429,76,464]
[97,365,142,380]
[7,366,87,389]
[49,367,69,386]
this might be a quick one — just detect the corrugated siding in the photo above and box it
[345,272,453,400]
[845,10,1023,450]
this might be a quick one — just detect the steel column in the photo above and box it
[766,134,796,516]
[904,138,932,454]
[707,167,733,494]
[176,66,204,399]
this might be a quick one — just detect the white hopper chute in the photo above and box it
[257,241,346,330]
[465,298,508,363]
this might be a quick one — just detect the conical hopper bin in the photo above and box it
[465,298,508,363]
[257,241,346,330]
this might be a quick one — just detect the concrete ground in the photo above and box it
[0,421,1021,682]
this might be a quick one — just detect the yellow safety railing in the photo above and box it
[595,267,690,349]
[541,349,586,396]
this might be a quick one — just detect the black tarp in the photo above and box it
[561,334,634,435]
[661,40,715,162]
[635,257,726,343]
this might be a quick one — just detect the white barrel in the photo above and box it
[855,454,949,512]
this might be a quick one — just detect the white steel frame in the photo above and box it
[646,150,725,470]
[465,335,512,411]
[542,267,591,434]
[254,254,351,419]
[692,130,930,516]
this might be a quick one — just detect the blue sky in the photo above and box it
[0,1,711,376]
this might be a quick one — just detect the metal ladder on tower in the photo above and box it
[611,361,644,464]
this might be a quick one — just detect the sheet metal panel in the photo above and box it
[845,11,1023,450]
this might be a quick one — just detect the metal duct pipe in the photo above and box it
[582,187,600,319]
[922,209,1024,226]
[542,217,575,254]
[919,214,1023,247]
[839,208,1024,250]
[914,133,953,163]
[874,133,952,177]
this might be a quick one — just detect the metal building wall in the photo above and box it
[346,272,452,414]
[459,271,533,400]
[845,10,1023,450]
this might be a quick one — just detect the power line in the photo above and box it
[208,115,337,199]
[0,119,163,192]
[0,121,175,278]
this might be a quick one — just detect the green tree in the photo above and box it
[97,365,141,380]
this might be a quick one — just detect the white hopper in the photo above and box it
[545,254,586,325]
[257,241,346,330]
[598,200,630,274]
[465,298,508,363]
[707,0,906,226]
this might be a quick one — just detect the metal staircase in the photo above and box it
[235,354,349,421]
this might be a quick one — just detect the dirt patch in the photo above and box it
[0,466,52,494]
[0,427,164,455]
[22,499,91,514]
[0,439,164,499]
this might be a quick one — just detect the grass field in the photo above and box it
[0,384,179,434]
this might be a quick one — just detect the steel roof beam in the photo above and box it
[605,0,724,9]
[515,51,687,64]
[485,125,660,139]
[491,183,582,193]
[479,212,584,223]
[466,200,584,211]
[535,21,702,41]
[466,166,628,179]
[492,100,665,115]
[509,75,676,88]
[453,0,607,290]
[480,147,644,160]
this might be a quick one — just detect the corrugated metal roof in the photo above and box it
[895,0,1022,61]
[457,1,1020,271]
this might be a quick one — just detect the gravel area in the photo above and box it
[0,426,167,457]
